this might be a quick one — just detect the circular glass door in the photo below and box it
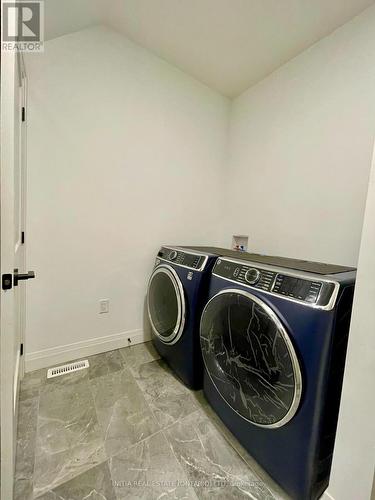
[147,265,185,344]
[200,289,302,428]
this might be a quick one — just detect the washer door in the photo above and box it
[147,265,186,344]
[200,289,302,428]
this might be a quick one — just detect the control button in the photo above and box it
[169,250,178,261]
[233,267,240,278]
[245,268,261,285]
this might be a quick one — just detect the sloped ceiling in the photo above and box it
[44,0,375,97]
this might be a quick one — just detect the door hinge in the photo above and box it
[21,231,25,244]
[20,343,24,356]
[22,106,26,122]
[2,273,13,290]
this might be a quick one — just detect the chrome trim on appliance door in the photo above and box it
[213,257,340,311]
[200,288,303,429]
[147,265,186,345]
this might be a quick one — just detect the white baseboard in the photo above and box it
[25,328,151,372]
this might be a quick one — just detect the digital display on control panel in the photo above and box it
[273,275,322,303]
[179,253,203,269]
[216,261,234,279]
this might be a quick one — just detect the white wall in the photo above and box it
[25,26,229,368]
[324,144,375,500]
[226,6,375,266]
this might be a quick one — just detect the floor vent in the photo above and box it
[47,360,89,379]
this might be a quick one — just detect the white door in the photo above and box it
[1,50,32,500]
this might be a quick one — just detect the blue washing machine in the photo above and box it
[199,254,356,500]
[147,246,219,389]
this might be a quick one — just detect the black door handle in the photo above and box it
[14,269,36,286]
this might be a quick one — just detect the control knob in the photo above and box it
[245,268,261,285]
[169,250,178,261]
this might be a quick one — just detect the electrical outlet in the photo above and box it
[99,299,109,314]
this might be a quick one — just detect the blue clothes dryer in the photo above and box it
[199,254,356,500]
[147,246,218,389]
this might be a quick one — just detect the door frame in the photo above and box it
[18,52,28,380]
[0,47,27,499]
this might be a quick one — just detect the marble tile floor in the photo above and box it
[15,341,289,500]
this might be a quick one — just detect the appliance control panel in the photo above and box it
[214,259,277,292]
[157,247,206,271]
[213,258,337,308]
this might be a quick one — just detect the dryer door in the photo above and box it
[200,289,302,428]
[147,265,186,345]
